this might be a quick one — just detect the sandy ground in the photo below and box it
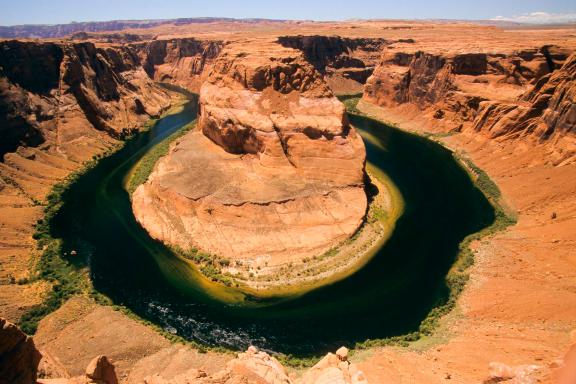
[34,296,232,383]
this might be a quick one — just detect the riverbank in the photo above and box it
[333,95,517,347]
[16,100,189,334]
[353,98,576,383]
[130,157,403,301]
[15,89,528,367]
[31,90,502,359]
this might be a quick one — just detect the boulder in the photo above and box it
[0,317,42,384]
[85,356,118,384]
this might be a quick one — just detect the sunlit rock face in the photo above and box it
[363,46,576,158]
[0,40,174,161]
[133,39,367,265]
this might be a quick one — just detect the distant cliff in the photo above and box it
[0,18,288,39]
[363,44,575,155]
[278,35,391,94]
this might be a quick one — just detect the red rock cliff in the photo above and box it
[363,45,575,160]
[0,40,174,160]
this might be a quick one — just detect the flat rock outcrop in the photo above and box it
[0,317,42,384]
[133,39,367,266]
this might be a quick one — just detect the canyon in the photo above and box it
[0,18,575,384]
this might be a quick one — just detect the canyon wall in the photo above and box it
[133,39,367,266]
[0,39,175,321]
[129,38,224,92]
[363,45,575,160]
[278,35,389,94]
[0,40,173,160]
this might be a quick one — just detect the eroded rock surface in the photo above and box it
[0,39,176,322]
[278,35,389,94]
[0,317,42,384]
[141,346,368,384]
[133,39,367,265]
[130,38,224,92]
[364,46,575,160]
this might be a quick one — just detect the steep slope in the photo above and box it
[363,45,575,160]
[473,53,576,143]
[278,35,389,94]
[0,40,175,321]
[129,38,224,92]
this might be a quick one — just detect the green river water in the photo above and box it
[49,94,495,356]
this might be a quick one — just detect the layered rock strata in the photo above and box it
[278,35,390,94]
[0,40,173,159]
[133,40,367,267]
[0,40,174,321]
[364,45,575,159]
[130,38,224,92]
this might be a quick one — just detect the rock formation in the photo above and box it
[141,346,368,384]
[0,318,42,384]
[133,39,367,268]
[84,356,118,384]
[1,19,576,384]
[130,38,224,92]
[299,347,368,384]
[473,53,576,141]
[278,36,389,94]
[0,39,175,321]
[0,40,173,160]
[364,45,575,158]
[482,362,540,384]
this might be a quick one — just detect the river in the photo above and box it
[50,95,495,356]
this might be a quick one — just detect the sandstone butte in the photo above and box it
[132,39,368,270]
[0,19,575,384]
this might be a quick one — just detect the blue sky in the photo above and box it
[0,0,574,25]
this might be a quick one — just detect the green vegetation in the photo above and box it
[338,93,363,114]
[19,156,106,334]
[172,246,236,288]
[17,105,196,335]
[126,120,196,194]
[337,95,518,355]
